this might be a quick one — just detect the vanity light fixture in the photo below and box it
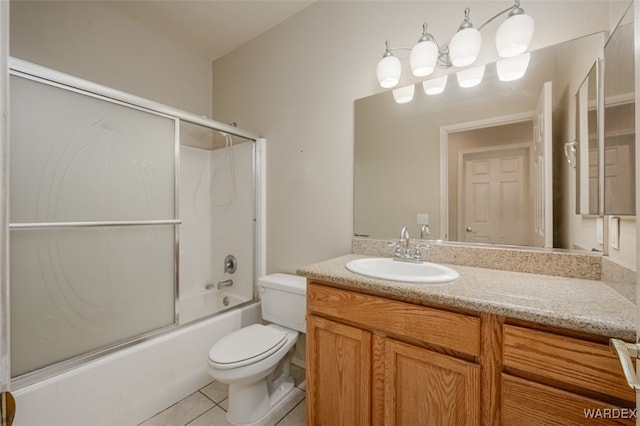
[449,8,482,67]
[495,3,535,57]
[496,52,531,81]
[422,75,448,95]
[376,40,402,88]
[456,64,486,88]
[410,24,439,77]
[392,84,415,103]
[376,0,534,88]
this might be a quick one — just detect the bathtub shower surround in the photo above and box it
[179,129,257,325]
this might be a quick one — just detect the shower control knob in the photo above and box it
[224,254,237,274]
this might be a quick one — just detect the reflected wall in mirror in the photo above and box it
[575,61,602,216]
[354,32,606,250]
[604,9,635,215]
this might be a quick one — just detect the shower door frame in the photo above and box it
[0,0,10,400]
[7,57,263,388]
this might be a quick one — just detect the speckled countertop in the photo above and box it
[297,254,636,342]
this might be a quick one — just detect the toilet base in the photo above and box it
[226,349,296,425]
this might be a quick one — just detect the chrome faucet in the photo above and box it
[217,279,234,290]
[420,224,431,240]
[400,226,411,255]
[388,226,426,263]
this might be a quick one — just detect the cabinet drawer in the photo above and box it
[503,374,635,425]
[307,281,480,357]
[503,325,634,403]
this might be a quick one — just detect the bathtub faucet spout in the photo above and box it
[217,279,233,290]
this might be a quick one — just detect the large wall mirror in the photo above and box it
[603,7,635,215]
[354,15,632,252]
[575,60,602,217]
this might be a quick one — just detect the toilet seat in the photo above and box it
[208,324,287,370]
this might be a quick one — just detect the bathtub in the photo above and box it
[12,301,260,426]
[179,290,252,325]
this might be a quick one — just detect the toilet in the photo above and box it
[207,273,306,425]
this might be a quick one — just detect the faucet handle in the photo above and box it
[387,240,403,257]
[413,243,430,261]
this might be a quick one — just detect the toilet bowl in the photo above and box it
[207,273,306,425]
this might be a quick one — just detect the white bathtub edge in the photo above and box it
[12,302,260,426]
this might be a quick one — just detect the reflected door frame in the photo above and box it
[440,111,535,242]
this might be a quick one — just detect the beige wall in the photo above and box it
[10,0,213,116]
[211,1,623,273]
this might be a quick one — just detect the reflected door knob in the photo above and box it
[466,226,475,233]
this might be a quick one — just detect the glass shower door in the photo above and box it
[9,73,178,378]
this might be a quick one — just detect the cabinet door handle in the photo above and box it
[609,338,640,390]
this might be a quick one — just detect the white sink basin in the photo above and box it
[345,257,459,284]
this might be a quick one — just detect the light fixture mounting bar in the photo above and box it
[375,0,534,89]
[477,4,522,31]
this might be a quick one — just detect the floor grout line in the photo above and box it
[184,405,218,426]
[142,369,306,426]
[274,397,305,426]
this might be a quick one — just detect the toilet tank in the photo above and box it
[258,273,307,333]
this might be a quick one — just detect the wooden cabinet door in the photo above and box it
[384,338,481,426]
[306,314,372,426]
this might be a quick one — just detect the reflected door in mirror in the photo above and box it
[461,147,529,245]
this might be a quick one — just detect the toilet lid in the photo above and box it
[208,324,287,369]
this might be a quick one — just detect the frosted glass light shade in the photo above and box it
[392,84,415,104]
[456,65,485,88]
[376,55,402,88]
[496,52,531,81]
[449,27,482,67]
[422,75,448,95]
[410,40,438,77]
[496,13,535,58]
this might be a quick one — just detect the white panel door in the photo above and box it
[461,147,529,246]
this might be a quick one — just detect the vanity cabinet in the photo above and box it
[306,280,635,426]
[306,281,482,425]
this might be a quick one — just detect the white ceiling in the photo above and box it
[103,0,316,61]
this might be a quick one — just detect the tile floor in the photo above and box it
[139,365,306,426]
